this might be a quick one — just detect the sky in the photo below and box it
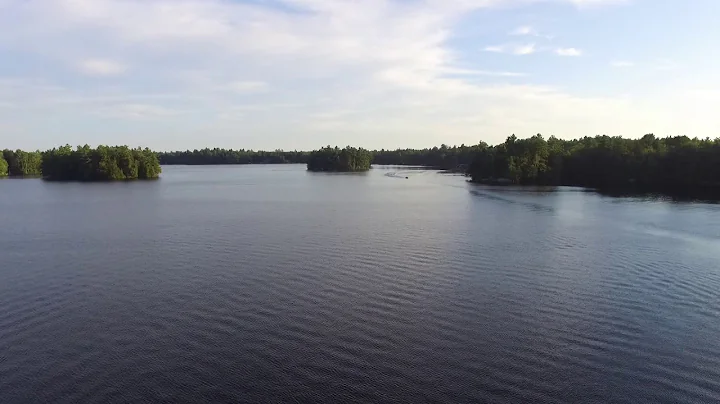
[0,0,718,151]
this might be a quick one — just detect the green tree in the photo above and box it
[468,133,720,197]
[307,146,372,172]
[157,148,310,165]
[41,145,161,181]
[3,149,42,176]
[0,154,7,176]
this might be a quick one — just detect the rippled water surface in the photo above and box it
[2,165,720,403]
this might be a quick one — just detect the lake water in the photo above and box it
[1,165,720,403]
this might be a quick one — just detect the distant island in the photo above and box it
[307,146,372,172]
[1,146,161,181]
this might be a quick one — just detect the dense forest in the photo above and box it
[0,146,161,181]
[158,145,481,168]
[2,150,43,176]
[373,144,481,169]
[4,134,720,195]
[307,146,373,172]
[158,149,310,165]
[43,145,161,181]
[468,134,720,194]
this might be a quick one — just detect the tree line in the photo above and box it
[307,146,373,172]
[468,134,720,195]
[157,145,482,169]
[158,149,311,165]
[2,150,43,176]
[372,144,482,169]
[1,146,161,181]
[4,135,719,194]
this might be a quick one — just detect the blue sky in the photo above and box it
[0,0,718,151]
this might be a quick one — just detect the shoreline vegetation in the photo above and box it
[157,145,479,169]
[155,134,720,197]
[467,134,720,197]
[3,134,719,198]
[306,146,372,172]
[1,146,161,181]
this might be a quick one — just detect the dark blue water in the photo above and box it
[1,165,719,403]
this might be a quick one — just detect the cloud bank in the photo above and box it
[0,0,714,150]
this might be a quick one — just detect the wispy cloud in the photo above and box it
[515,43,538,55]
[509,25,556,39]
[555,48,582,56]
[440,67,527,77]
[486,43,581,56]
[2,0,705,150]
[610,61,635,68]
[484,45,506,53]
[77,59,127,76]
[510,26,536,36]
[484,43,537,55]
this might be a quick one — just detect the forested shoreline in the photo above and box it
[4,135,720,196]
[158,149,311,165]
[155,134,720,196]
[157,144,481,169]
[468,134,720,195]
[1,146,161,181]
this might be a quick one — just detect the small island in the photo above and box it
[307,146,372,172]
[1,145,161,181]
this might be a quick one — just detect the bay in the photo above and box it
[1,165,719,403]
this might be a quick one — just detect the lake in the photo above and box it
[1,165,719,403]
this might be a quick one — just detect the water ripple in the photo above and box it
[1,166,719,403]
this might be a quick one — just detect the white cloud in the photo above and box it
[484,43,537,55]
[484,45,506,53]
[515,43,537,55]
[1,0,711,150]
[611,61,635,68]
[440,67,527,77]
[509,24,557,40]
[555,47,582,56]
[77,59,127,76]
[510,26,536,36]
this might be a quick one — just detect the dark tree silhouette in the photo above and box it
[42,145,161,181]
[307,146,372,172]
[157,149,310,165]
[468,134,720,196]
